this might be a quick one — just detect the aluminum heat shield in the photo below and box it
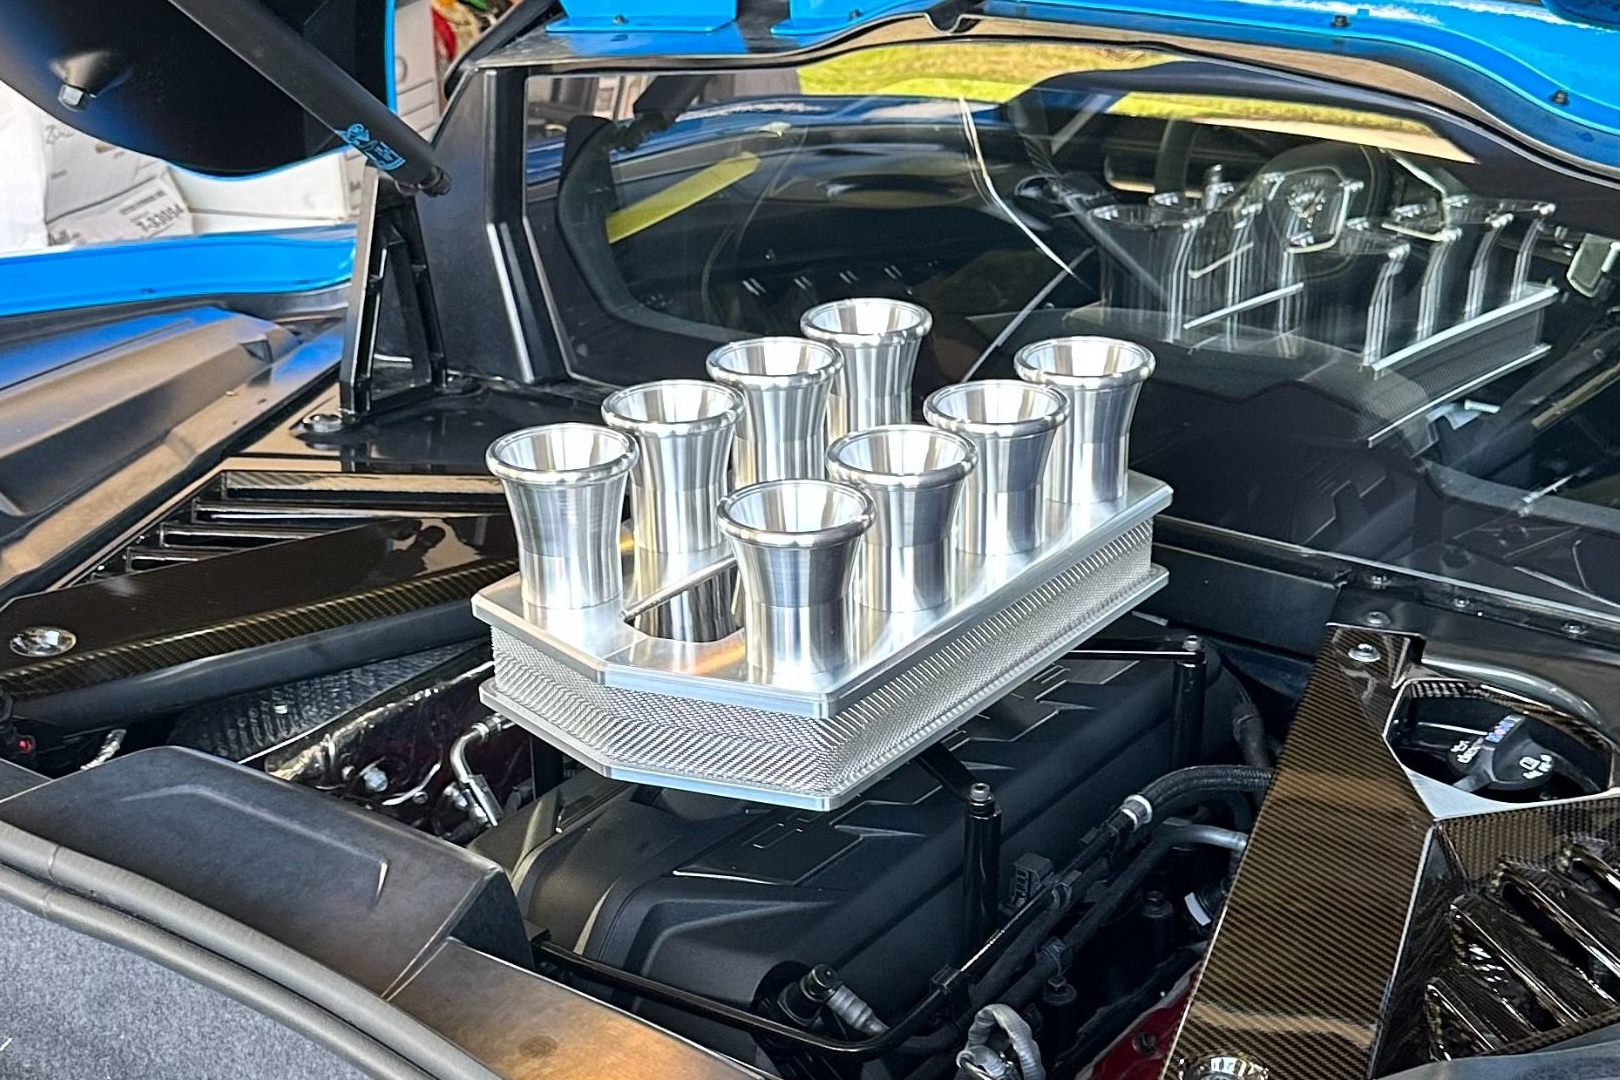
[475,474,1169,809]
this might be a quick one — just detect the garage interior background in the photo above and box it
[0,0,517,253]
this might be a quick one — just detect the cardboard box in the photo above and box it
[46,174,193,247]
[42,121,169,223]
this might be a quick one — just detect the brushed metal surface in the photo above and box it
[475,474,1169,717]
[477,509,1164,808]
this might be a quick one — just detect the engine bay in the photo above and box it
[1,17,1620,1080]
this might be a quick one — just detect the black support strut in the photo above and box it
[918,744,1003,960]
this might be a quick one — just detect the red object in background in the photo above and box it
[1075,966,1199,1080]
[432,8,459,67]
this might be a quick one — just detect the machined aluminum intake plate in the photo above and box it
[476,475,1169,809]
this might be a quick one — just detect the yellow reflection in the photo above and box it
[801,42,1168,101]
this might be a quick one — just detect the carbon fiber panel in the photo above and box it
[1170,627,1620,1079]
[1170,626,1432,1078]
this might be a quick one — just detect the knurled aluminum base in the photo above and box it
[482,520,1163,809]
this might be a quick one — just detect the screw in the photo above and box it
[1182,634,1204,654]
[1562,622,1589,638]
[613,12,627,23]
[1331,13,1350,27]
[968,781,994,805]
[359,765,389,794]
[1364,611,1392,628]
[1133,1032,1159,1055]
[1190,1054,1269,1079]
[302,412,344,434]
[1550,89,1569,106]
[1366,572,1391,590]
[10,626,77,658]
[1348,642,1381,664]
[1451,596,1471,611]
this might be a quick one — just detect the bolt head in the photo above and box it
[359,765,389,794]
[1364,611,1392,628]
[1366,572,1391,590]
[10,626,76,658]
[1190,1054,1269,1080]
[1562,621,1588,638]
[302,412,344,435]
[1348,642,1381,664]
[1451,596,1471,610]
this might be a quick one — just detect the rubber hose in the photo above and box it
[1001,822,1247,1009]
[959,1004,1045,1080]
[1233,701,1272,769]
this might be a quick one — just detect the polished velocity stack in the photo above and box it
[474,308,1171,809]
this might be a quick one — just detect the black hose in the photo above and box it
[1001,818,1249,1010]
[1233,699,1272,769]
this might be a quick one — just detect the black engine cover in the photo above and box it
[501,652,1190,1060]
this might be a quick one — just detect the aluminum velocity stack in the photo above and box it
[924,381,1067,555]
[801,298,932,440]
[718,479,874,676]
[486,423,637,609]
[706,338,842,487]
[1014,337,1154,505]
[827,425,974,611]
[601,380,743,553]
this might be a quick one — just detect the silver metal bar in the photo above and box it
[1179,282,1304,331]
[1368,282,1558,373]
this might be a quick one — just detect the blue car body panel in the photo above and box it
[0,228,356,321]
[2,0,1614,321]
[547,0,1619,167]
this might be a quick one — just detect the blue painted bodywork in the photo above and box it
[0,228,356,321]
[545,0,1620,168]
[4,0,1614,323]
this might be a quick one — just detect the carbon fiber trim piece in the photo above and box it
[1,517,516,698]
[1171,626,1431,1078]
[1170,627,1620,1079]
[167,643,472,760]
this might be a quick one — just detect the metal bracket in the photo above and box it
[338,169,452,425]
[920,744,1003,960]
[1070,636,1208,768]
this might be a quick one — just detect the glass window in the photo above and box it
[522,41,1620,618]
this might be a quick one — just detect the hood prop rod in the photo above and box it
[163,0,450,196]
